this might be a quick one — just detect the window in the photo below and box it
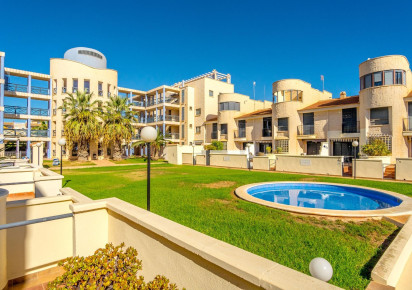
[370,107,389,125]
[384,70,394,85]
[373,72,382,86]
[181,125,185,138]
[73,79,78,92]
[275,140,289,153]
[196,108,201,115]
[84,80,90,93]
[181,90,185,103]
[360,76,365,90]
[364,74,372,88]
[189,124,192,129]
[238,120,246,138]
[220,124,228,134]
[219,102,240,111]
[181,107,185,121]
[395,70,404,84]
[367,135,392,152]
[209,90,214,97]
[278,118,288,132]
[273,90,303,103]
[189,106,193,111]
[78,49,103,59]
[196,126,201,134]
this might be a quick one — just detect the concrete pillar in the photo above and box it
[145,94,148,123]
[16,139,20,158]
[32,142,44,167]
[27,140,31,159]
[0,188,9,290]
[47,141,51,158]
[162,87,166,135]
[27,75,31,94]
[156,91,158,122]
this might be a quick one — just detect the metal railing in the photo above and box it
[31,130,49,137]
[62,87,67,93]
[31,107,49,116]
[108,92,111,97]
[146,117,156,123]
[5,83,28,93]
[159,115,179,122]
[4,105,28,115]
[72,87,78,93]
[4,129,28,137]
[211,132,218,139]
[53,130,56,137]
[235,129,246,138]
[31,86,49,95]
[165,133,180,139]
[297,124,315,136]
[98,90,104,96]
[4,151,26,159]
[53,88,57,94]
[342,121,360,133]
[53,109,57,115]
[220,133,228,140]
[131,101,145,107]
[403,118,412,132]
[262,128,272,137]
[278,126,288,132]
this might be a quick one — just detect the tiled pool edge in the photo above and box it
[235,181,412,218]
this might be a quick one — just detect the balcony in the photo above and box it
[4,129,27,137]
[220,133,228,140]
[234,129,246,138]
[72,87,78,93]
[262,128,272,137]
[31,86,49,95]
[342,121,360,134]
[165,133,180,140]
[297,124,315,136]
[62,87,67,94]
[53,88,57,94]
[131,101,145,107]
[98,90,104,97]
[5,83,28,93]
[31,130,49,137]
[4,105,28,115]
[211,132,218,139]
[403,118,412,136]
[31,108,49,117]
[159,115,179,122]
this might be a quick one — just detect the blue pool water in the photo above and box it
[246,183,402,210]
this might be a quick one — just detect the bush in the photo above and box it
[275,146,283,153]
[48,243,180,290]
[204,141,224,150]
[361,139,390,156]
[265,146,271,154]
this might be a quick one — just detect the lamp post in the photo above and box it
[36,142,42,167]
[141,126,157,211]
[352,140,359,179]
[58,138,66,175]
[246,143,252,171]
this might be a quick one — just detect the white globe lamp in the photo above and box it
[58,138,66,147]
[309,257,333,282]
[141,126,157,142]
[58,138,66,175]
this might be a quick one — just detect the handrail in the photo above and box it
[31,86,49,95]
[31,107,50,116]
[297,124,314,135]
[0,213,73,230]
[4,105,28,115]
[5,83,28,93]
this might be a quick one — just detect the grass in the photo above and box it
[111,157,167,164]
[43,159,96,168]
[60,164,412,289]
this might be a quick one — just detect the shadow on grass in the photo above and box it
[360,227,400,279]
[63,180,72,188]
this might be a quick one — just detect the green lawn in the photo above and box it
[111,157,167,164]
[43,159,96,169]
[61,164,412,289]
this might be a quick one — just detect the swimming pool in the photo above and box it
[235,182,412,217]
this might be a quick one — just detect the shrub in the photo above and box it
[265,146,272,154]
[276,146,283,153]
[361,139,390,156]
[204,141,224,150]
[48,243,180,290]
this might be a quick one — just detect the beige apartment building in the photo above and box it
[209,55,412,163]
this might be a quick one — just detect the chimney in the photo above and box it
[340,91,347,99]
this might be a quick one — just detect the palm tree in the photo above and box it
[134,130,169,158]
[60,91,102,161]
[102,95,137,160]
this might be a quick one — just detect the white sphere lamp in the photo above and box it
[58,138,66,146]
[309,257,333,282]
[141,126,157,142]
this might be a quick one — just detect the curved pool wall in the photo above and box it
[235,182,412,218]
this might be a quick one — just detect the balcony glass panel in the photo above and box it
[4,105,28,115]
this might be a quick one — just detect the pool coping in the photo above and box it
[235,181,412,218]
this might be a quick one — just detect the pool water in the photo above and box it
[246,183,402,211]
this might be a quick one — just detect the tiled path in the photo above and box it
[8,266,64,289]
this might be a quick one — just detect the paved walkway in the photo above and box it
[92,159,116,166]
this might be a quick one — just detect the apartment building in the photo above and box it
[210,55,412,162]
[0,48,244,160]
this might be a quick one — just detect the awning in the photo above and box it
[329,137,359,142]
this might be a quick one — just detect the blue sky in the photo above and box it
[1,0,411,101]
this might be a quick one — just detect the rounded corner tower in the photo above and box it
[63,47,107,69]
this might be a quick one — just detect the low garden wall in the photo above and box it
[210,153,248,169]
[275,155,344,176]
[354,159,383,179]
[252,156,270,170]
[396,158,412,181]
[182,153,193,165]
[196,154,206,165]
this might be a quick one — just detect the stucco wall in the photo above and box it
[196,154,206,165]
[182,153,193,164]
[353,159,383,179]
[210,153,248,169]
[275,155,343,176]
[396,158,412,181]
[252,156,269,170]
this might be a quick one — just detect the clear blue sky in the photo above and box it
[1,0,411,101]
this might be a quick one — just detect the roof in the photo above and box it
[235,108,272,119]
[300,96,359,111]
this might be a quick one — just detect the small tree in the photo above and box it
[204,141,224,150]
[48,243,179,290]
[361,139,390,156]
[265,146,271,154]
[276,146,283,153]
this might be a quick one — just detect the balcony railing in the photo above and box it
[159,115,179,122]
[262,128,272,137]
[31,130,49,137]
[146,117,156,123]
[4,129,27,137]
[53,88,57,94]
[108,92,111,97]
[61,130,66,136]
[165,133,180,140]
[31,86,49,95]
[235,128,246,138]
[342,121,360,133]
[132,134,141,140]
[98,90,103,97]
[4,105,28,115]
[211,132,218,139]
[53,130,56,137]
[131,101,145,107]
[5,83,28,93]
[72,87,78,93]
[220,133,228,140]
[62,87,67,93]
[403,118,412,132]
[297,124,314,136]
[31,107,49,116]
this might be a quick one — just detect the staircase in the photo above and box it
[384,165,396,179]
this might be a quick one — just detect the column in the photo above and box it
[162,87,166,135]
[47,141,51,158]
[16,139,19,158]
[145,94,148,123]
[0,53,4,135]
[129,92,132,104]
[26,140,31,159]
